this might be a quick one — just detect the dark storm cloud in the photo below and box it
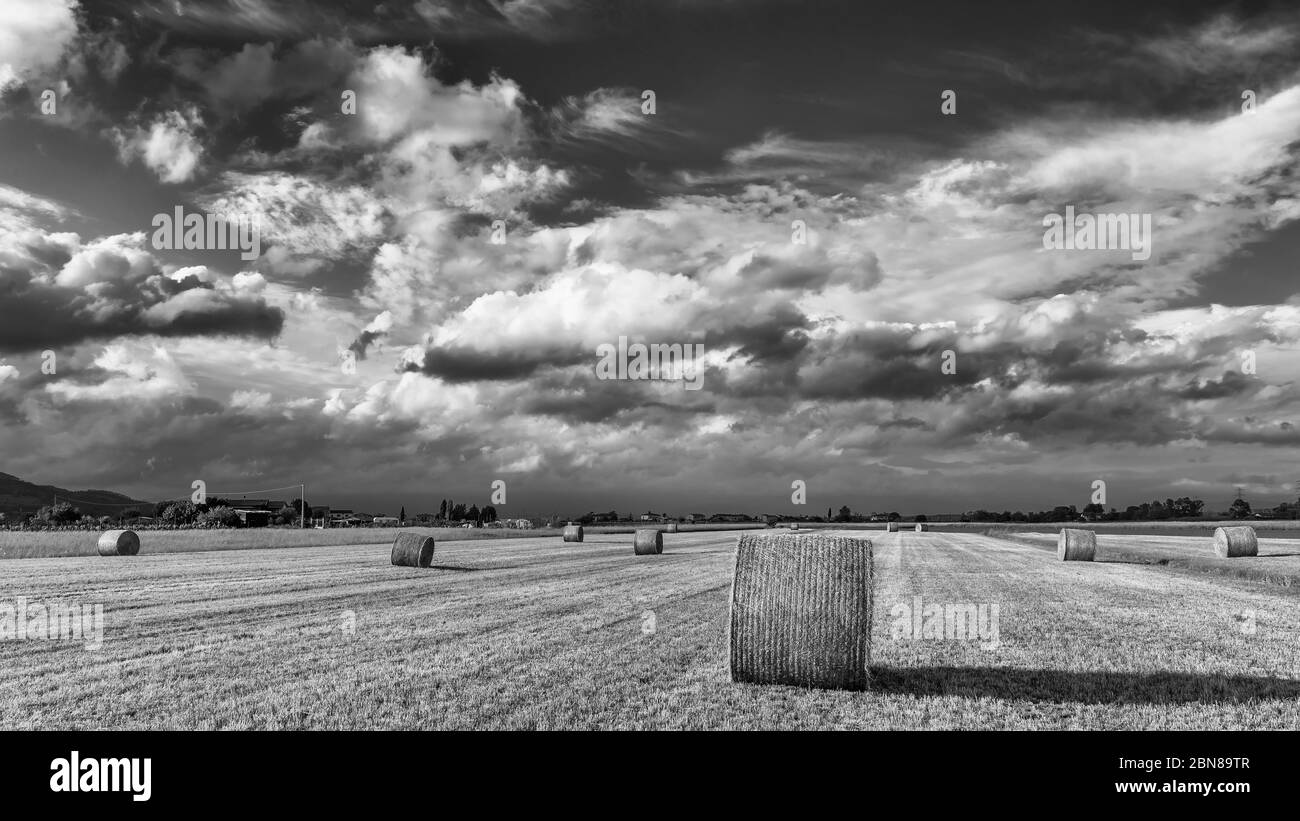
[0,279,284,353]
[407,345,591,383]
[519,371,716,424]
[705,307,811,364]
[795,327,962,402]
[1177,370,1254,399]
[1199,419,1300,446]
[934,374,1202,448]
[347,329,383,361]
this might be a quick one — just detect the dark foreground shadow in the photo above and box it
[868,665,1300,704]
[430,564,479,572]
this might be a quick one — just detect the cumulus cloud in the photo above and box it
[45,345,194,404]
[0,0,78,89]
[0,224,284,353]
[200,171,389,272]
[347,310,394,360]
[110,108,206,183]
[345,46,524,147]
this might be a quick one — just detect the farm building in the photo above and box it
[327,510,354,526]
[235,510,271,527]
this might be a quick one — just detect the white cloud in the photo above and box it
[46,345,193,404]
[230,389,273,411]
[201,171,389,266]
[0,0,78,89]
[348,46,524,147]
[548,88,676,147]
[110,108,205,184]
[428,261,708,355]
[55,232,159,289]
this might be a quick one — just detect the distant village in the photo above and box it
[4,480,1296,531]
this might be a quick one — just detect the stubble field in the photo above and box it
[1,527,1297,729]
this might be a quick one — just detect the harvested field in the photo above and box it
[1,529,1297,729]
[985,529,1300,590]
[0,527,541,560]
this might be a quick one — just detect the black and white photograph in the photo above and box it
[0,0,1296,799]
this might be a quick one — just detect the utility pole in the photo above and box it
[300,483,306,529]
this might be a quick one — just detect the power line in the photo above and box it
[203,484,306,497]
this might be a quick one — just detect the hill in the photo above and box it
[0,472,153,519]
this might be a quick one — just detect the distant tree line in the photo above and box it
[10,495,313,530]
[963,498,1207,523]
[956,493,1289,524]
[433,499,497,525]
[143,497,310,527]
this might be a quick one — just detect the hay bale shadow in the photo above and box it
[868,665,1300,704]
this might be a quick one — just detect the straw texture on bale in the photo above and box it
[1057,528,1096,561]
[914,523,927,532]
[1213,526,1258,558]
[665,522,679,533]
[390,532,436,567]
[634,528,664,555]
[97,530,140,557]
[728,532,873,690]
[886,522,897,532]
[562,524,584,542]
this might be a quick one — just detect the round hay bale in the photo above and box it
[914,523,927,532]
[665,522,679,534]
[562,524,584,542]
[729,532,873,690]
[886,521,897,532]
[634,528,663,555]
[391,532,435,567]
[1213,526,1258,558]
[97,530,140,557]
[790,522,800,531]
[1057,528,1096,561]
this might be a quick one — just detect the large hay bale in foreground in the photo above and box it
[729,532,873,690]
[886,522,897,532]
[1057,528,1096,561]
[97,530,140,557]
[391,532,435,567]
[665,522,679,534]
[1214,526,1258,558]
[562,524,584,543]
[634,528,663,555]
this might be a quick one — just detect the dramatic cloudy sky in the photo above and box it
[2,0,1299,517]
